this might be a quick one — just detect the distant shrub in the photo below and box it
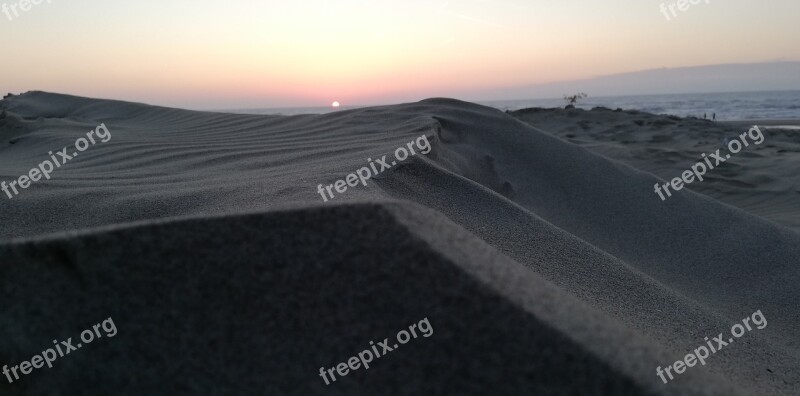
[563,93,588,108]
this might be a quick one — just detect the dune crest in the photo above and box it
[0,92,797,395]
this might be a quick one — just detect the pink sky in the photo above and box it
[1,0,798,109]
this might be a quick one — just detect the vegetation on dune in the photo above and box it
[563,93,588,108]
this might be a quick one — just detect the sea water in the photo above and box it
[231,90,800,121]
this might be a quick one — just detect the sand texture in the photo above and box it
[511,107,800,231]
[0,92,798,395]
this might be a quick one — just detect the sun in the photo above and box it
[331,101,340,108]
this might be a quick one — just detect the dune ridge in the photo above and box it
[511,107,800,231]
[0,202,748,396]
[0,92,797,395]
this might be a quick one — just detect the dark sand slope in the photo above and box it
[510,107,800,232]
[0,203,741,396]
[0,92,798,394]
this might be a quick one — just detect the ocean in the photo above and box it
[229,90,800,121]
[486,90,800,121]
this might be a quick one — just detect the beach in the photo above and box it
[0,91,798,395]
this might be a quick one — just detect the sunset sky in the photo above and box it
[1,0,798,109]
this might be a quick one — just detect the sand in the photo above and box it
[0,92,798,395]
[510,107,800,231]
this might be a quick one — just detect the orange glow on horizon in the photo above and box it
[0,1,798,109]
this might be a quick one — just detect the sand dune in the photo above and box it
[511,107,800,231]
[0,92,797,395]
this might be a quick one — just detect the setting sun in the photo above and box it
[331,101,340,108]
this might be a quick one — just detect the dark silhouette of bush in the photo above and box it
[563,93,588,108]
